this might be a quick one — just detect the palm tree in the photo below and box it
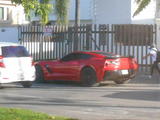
[133,0,151,17]
[55,0,80,25]
[11,0,70,25]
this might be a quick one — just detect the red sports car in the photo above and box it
[35,51,138,86]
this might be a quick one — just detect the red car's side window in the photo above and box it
[61,53,78,62]
[61,53,93,62]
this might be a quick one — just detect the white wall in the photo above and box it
[27,0,157,25]
[93,0,156,24]
[156,19,160,49]
[94,0,131,24]
[11,5,29,25]
[0,0,28,25]
[30,0,156,25]
[0,27,18,43]
[69,0,92,20]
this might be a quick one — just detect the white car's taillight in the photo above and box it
[30,57,35,66]
[0,56,5,68]
[32,61,35,66]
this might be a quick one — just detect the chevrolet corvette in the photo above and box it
[35,51,138,86]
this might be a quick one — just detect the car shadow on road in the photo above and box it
[33,80,119,88]
[0,97,160,110]
[0,71,159,89]
[103,90,160,102]
[0,93,160,110]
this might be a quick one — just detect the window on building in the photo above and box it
[0,7,4,20]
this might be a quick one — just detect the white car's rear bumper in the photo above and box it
[0,67,35,84]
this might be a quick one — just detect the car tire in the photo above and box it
[35,65,45,83]
[21,81,32,88]
[81,67,99,87]
[0,83,2,89]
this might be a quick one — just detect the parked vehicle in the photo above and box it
[35,51,138,86]
[0,42,35,88]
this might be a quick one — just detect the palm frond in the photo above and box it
[133,0,151,17]
[135,0,142,4]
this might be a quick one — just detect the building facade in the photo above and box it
[92,0,156,24]
[0,0,28,26]
[30,0,158,25]
[0,0,158,25]
[31,0,93,25]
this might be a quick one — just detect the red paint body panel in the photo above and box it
[36,51,139,83]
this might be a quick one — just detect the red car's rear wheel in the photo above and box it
[81,67,99,87]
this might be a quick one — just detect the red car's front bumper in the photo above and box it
[103,69,137,81]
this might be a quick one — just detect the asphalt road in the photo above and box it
[0,73,160,120]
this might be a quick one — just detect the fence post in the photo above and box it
[86,25,92,50]
[18,25,22,44]
[74,25,79,51]
[155,20,160,49]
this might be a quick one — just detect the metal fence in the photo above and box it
[18,24,156,71]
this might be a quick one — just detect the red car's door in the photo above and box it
[56,60,80,80]
[48,53,94,81]
[51,53,81,81]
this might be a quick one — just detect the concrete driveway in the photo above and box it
[0,73,159,120]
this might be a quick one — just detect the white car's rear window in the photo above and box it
[2,46,30,57]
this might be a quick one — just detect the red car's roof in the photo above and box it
[73,51,120,58]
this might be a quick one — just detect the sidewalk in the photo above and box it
[129,70,160,85]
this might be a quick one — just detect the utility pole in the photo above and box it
[74,0,80,51]
[75,0,80,26]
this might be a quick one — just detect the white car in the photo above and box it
[0,42,35,88]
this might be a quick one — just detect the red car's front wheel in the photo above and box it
[35,65,45,83]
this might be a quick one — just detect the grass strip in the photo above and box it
[0,107,78,120]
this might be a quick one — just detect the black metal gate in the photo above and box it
[18,24,156,71]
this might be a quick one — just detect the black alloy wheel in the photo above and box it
[81,67,99,87]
